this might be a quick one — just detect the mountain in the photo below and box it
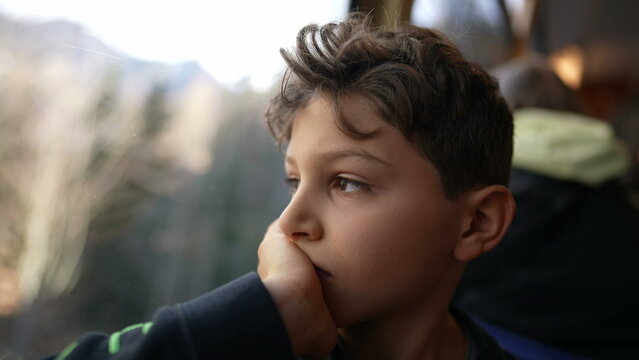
[0,11,220,97]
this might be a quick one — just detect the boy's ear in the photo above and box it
[453,185,516,262]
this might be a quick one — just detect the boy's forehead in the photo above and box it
[285,93,434,174]
[287,94,384,153]
[291,93,385,138]
[285,147,393,170]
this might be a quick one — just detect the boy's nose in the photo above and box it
[279,190,323,241]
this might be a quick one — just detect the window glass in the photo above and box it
[0,1,348,358]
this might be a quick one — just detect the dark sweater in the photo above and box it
[42,273,512,360]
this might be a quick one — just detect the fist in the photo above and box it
[258,220,337,358]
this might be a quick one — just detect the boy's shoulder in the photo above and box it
[450,307,516,360]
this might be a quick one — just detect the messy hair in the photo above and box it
[266,13,513,199]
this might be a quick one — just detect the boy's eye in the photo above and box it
[284,177,300,195]
[335,176,370,193]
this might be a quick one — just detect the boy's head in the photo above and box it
[267,13,513,200]
[266,14,515,328]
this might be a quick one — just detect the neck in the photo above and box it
[338,264,467,360]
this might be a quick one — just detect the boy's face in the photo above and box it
[280,93,465,327]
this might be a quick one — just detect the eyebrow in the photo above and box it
[286,148,392,168]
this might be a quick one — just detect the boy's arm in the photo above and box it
[41,220,336,360]
[40,273,294,360]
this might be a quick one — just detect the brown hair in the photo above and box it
[266,13,513,199]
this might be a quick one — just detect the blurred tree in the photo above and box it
[139,89,288,307]
[0,12,233,358]
[143,82,171,139]
[199,90,288,286]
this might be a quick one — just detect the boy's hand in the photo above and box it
[257,220,337,358]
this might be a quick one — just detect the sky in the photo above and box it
[0,0,349,90]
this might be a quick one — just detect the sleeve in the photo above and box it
[40,272,295,360]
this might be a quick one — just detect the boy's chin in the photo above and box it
[326,298,371,329]
[322,285,384,328]
[334,314,372,330]
[323,299,350,328]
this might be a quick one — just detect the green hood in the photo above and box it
[512,108,630,186]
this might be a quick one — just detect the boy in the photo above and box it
[43,13,515,360]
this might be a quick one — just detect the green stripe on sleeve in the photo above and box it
[54,342,78,360]
[108,323,148,354]
[142,322,153,334]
